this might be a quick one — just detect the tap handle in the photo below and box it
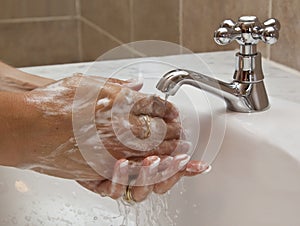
[260,18,281,44]
[214,16,280,46]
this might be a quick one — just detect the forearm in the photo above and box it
[0,92,31,167]
[0,61,53,92]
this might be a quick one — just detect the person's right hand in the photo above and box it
[79,156,209,202]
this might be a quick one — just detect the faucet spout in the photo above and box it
[156,69,269,113]
[156,16,280,113]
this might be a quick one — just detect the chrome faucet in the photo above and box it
[156,16,280,112]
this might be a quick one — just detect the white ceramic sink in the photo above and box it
[1,51,299,226]
[165,98,300,226]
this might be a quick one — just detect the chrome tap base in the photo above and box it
[156,16,280,113]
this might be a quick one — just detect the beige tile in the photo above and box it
[182,0,269,56]
[80,21,122,62]
[132,0,179,43]
[80,0,131,42]
[271,0,300,71]
[0,0,76,19]
[0,20,79,67]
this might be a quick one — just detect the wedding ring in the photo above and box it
[141,115,151,139]
[122,185,135,205]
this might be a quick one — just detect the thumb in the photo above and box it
[124,78,143,91]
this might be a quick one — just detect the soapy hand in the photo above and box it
[15,74,209,202]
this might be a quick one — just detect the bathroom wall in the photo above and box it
[0,0,79,67]
[0,0,299,71]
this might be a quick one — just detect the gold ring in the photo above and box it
[122,185,135,205]
[141,115,151,139]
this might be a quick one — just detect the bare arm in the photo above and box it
[0,62,209,202]
[0,92,31,167]
[0,61,53,92]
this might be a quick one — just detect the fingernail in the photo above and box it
[118,160,129,175]
[158,156,173,171]
[125,78,143,88]
[112,160,128,184]
[186,161,210,173]
[146,156,160,175]
[174,154,190,171]
[136,157,160,186]
[174,154,188,161]
[178,156,190,170]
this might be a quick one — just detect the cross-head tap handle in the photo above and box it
[214,16,280,54]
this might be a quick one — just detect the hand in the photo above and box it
[21,74,185,176]
[17,74,209,202]
[78,156,209,202]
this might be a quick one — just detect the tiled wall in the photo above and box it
[0,0,299,71]
[0,0,79,67]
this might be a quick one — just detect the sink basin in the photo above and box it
[1,51,300,225]
[165,98,300,226]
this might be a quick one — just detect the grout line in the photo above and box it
[179,0,183,53]
[79,16,146,57]
[0,15,76,24]
[129,0,134,42]
[266,0,273,60]
[268,0,273,18]
[80,16,124,45]
[75,0,83,61]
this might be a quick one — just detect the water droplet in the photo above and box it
[93,216,98,220]
[15,180,29,193]
[11,217,17,224]
[0,182,7,192]
[72,191,77,198]
[25,216,31,222]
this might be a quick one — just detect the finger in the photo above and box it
[101,135,188,159]
[95,159,129,199]
[164,121,181,140]
[153,154,190,194]
[123,78,143,91]
[105,78,143,91]
[131,96,179,121]
[131,156,160,202]
[77,158,134,197]
[184,160,210,176]
[158,156,173,171]
[154,170,186,194]
[82,76,127,86]
[88,76,143,92]
[154,160,209,194]
[129,115,181,140]
[154,139,190,156]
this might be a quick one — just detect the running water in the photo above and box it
[116,193,175,226]
[164,93,169,104]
